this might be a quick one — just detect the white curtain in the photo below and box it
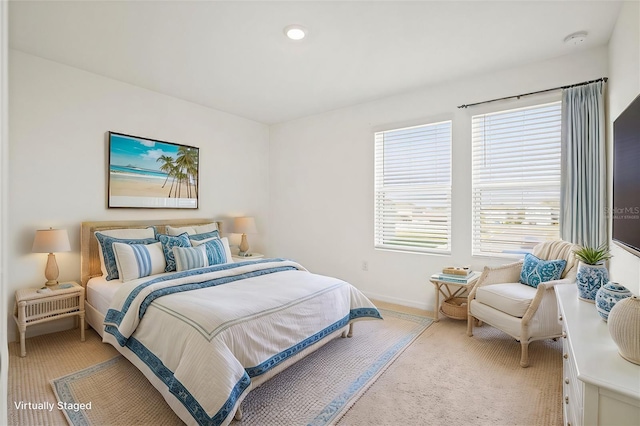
[560,81,607,248]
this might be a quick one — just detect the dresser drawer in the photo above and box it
[562,329,583,426]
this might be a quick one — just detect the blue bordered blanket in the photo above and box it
[102,258,381,426]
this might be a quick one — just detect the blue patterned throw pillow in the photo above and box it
[189,230,220,241]
[520,253,567,288]
[157,233,192,272]
[95,233,157,281]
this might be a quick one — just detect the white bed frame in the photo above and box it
[80,219,351,422]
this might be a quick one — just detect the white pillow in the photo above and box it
[192,237,233,263]
[173,245,209,272]
[94,227,156,277]
[167,223,218,236]
[112,241,166,282]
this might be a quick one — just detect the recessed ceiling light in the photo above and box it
[284,25,307,41]
[564,31,588,46]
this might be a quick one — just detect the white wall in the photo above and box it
[607,1,640,296]
[1,0,9,421]
[269,47,609,311]
[7,50,270,342]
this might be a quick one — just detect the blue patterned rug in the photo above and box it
[51,309,431,425]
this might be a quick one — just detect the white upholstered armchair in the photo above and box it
[467,240,579,367]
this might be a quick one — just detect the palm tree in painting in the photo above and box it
[175,147,198,199]
[153,147,197,199]
[156,155,175,189]
[167,164,180,198]
[174,169,188,199]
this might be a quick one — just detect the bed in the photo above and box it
[80,219,381,426]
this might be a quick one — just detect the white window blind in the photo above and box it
[472,102,561,256]
[374,121,452,253]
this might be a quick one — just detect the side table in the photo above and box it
[13,282,85,357]
[232,253,264,262]
[429,273,480,322]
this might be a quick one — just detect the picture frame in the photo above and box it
[108,132,199,209]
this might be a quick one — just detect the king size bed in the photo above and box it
[80,219,381,426]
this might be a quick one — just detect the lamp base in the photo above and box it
[239,234,250,254]
[44,253,60,288]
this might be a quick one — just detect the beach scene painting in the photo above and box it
[108,132,199,208]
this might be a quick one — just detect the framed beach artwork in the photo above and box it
[108,132,199,209]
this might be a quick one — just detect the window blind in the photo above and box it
[374,121,451,253]
[472,102,561,256]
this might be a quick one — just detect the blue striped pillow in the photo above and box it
[95,232,157,281]
[201,238,228,266]
[173,245,209,272]
[112,242,166,282]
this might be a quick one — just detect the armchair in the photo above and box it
[467,240,579,367]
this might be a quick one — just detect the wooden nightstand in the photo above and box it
[13,282,85,357]
[232,253,264,262]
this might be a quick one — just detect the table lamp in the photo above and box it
[234,217,257,256]
[32,228,71,287]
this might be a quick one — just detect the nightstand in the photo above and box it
[13,282,85,357]
[232,253,264,262]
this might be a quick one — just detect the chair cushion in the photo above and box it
[475,283,537,318]
[519,253,566,288]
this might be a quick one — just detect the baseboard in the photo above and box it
[362,291,430,312]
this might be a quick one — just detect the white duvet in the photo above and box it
[103,258,381,426]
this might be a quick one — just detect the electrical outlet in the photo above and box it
[362,261,368,271]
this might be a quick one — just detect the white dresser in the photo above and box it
[556,285,640,426]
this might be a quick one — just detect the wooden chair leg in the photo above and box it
[520,341,530,368]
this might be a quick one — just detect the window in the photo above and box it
[374,121,452,253]
[472,102,561,256]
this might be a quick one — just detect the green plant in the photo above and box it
[574,244,612,265]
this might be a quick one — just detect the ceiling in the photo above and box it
[9,1,622,124]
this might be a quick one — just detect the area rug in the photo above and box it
[50,309,432,425]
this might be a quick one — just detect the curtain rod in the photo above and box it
[457,77,608,109]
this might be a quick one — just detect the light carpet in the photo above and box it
[44,309,430,425]
[8,306,562,426]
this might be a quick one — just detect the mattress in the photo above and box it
[87,272,177,315]
[86,276,124,316]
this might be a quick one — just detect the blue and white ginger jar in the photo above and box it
[576,261,609,303]
[596,282,632,321]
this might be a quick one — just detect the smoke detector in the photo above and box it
[564,31,588,46]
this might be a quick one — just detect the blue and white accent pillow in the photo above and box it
[157,232,192,272]
[112,242,166,282]
[173,245,209,272]
[189,230,220,241]
[192,237,233,265]
[166,223,218,236]
[95,232,157,281]
[520,253,567,288]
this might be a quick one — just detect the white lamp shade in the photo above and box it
[234,217,258,234]
[32,229,71,253]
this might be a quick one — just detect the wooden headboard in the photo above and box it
[80,219,223,288]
